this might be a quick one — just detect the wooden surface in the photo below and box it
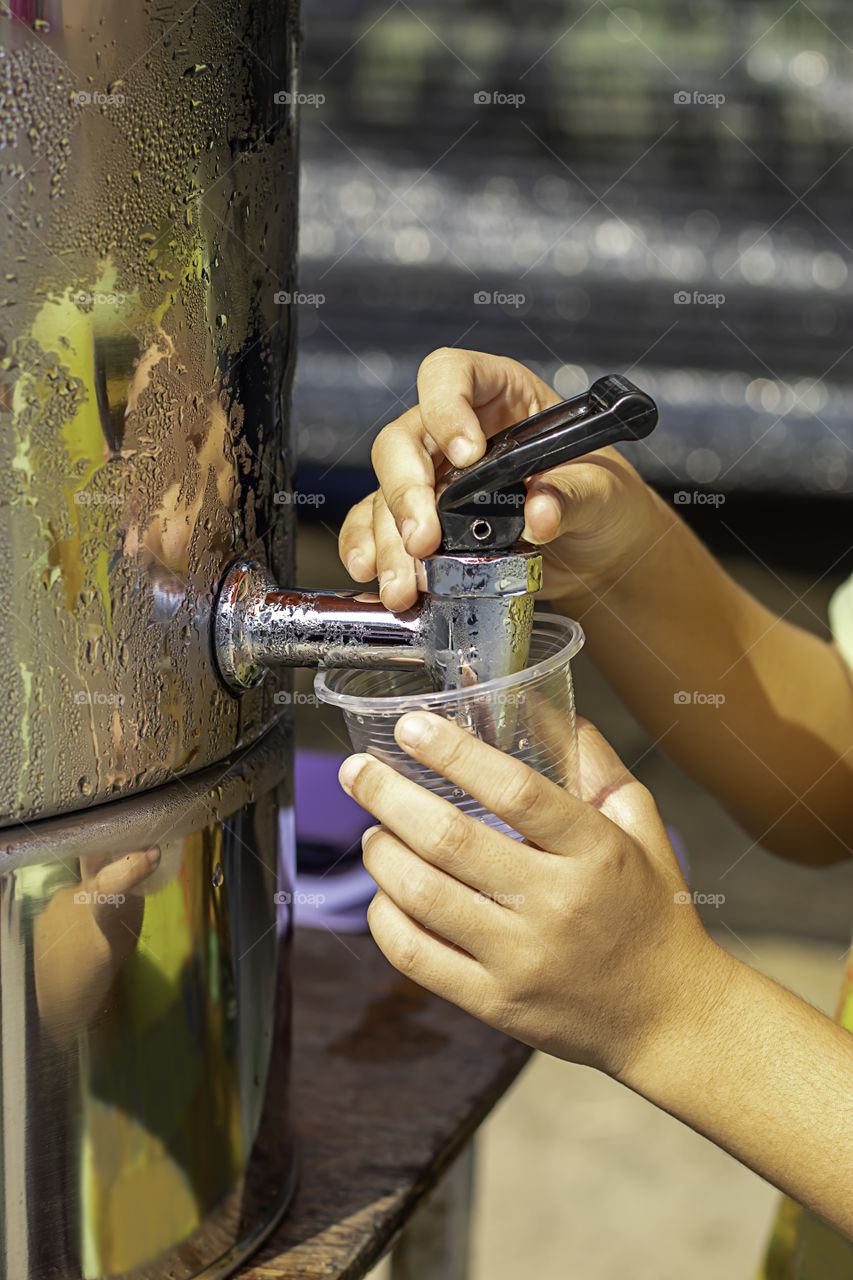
[237,927,531,1280]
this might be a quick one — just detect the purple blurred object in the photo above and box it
[291,749,377,932]
[667,826,690,880]
[294,748,374,852]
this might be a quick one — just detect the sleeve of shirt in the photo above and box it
[828,573,853,672]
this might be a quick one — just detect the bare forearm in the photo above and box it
[557,494,853,862]
[621,941,853,1239]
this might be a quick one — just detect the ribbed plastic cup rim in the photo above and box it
[314,612,584,713]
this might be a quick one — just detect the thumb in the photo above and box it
[521,457,616,543]
[91,847,161,897]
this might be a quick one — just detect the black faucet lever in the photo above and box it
[435,374,658,553]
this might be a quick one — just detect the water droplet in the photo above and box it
[212,862,224,888]
[517,737,530,750]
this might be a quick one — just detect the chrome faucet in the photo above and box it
[213,375,658,695]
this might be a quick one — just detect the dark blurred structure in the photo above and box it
[294,0,853,568]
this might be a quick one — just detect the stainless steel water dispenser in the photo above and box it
[0,2,299,1275]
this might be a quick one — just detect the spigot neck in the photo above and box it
[214,561,426,693]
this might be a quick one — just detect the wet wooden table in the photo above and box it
[237,926,531,1280]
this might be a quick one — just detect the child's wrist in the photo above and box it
[613,935,739,1097]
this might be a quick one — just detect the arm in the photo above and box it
[339,348,853,863]
[623,943,853,1234]
[339,711,853,1240]
[554,490,853,865]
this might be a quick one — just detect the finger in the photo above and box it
[415,348,488,466]
[575,717,657,815]
[339,494,379,581]
[78,851,113,879]
[367,888,496,1010]
[92,847,161,897]
[371,352,559,559]
[371,406,443,559]
[373,491,419,611]
[416,348,558,461]
[575,718,678,876]
[362,826,513,960]
[521,451,624,545]
[391,711,602,855]
[338,754,525,896]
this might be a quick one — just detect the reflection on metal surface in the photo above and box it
[0,0,299,825]
[0,720,296,1280]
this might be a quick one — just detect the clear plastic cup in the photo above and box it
[314,614,584,838]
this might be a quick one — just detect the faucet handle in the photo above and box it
[435,374,658,553]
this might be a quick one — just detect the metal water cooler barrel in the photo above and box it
[0,1,300,1275]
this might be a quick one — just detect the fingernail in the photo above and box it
[339,755,369,792]
[447,436,477,468]
[147,847,161,867]
[396,713,431,748]
[401,518,418,549]
[347,552,367,578]
[361,824,383,846]
[379,570,396,593]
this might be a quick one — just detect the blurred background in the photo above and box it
[289,3,853,1277]
[295,0,853,564]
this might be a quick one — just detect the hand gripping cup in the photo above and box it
[315,614,584,838]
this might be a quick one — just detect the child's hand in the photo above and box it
[78,847,161,955]
[338,711,725,1079]
[338,348,668,613]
